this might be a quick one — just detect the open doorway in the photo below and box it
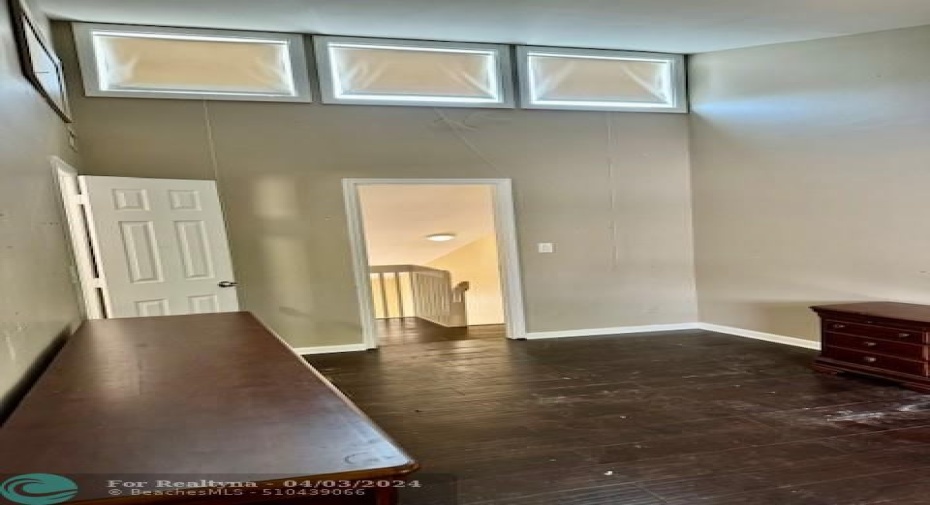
[343,179,526,348]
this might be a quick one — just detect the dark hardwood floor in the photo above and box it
[306,329,930,504]
[377,317,506,346]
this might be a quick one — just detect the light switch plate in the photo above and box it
[538,243,554,254]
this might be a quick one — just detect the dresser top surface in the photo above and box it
[0,312,416,499]
[811,302,930,324]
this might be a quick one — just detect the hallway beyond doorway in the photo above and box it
[344,178,527,348]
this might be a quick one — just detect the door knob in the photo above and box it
[218,281,238,288]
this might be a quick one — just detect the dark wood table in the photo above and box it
[0,312,417,504]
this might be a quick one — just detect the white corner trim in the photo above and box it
[524,323,701,340]
[521,322,822,351]
[698,323,821,350]
[293,323,818,353]
[294,344,369,355]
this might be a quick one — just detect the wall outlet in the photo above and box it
[538,243,555,254]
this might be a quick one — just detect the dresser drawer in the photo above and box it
[823,320,927,344]
[822,347,928,377]
[824,333,928,361]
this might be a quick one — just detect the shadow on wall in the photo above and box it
[722,300,886,342]
[241,173,364,345]
[0,327,69,424]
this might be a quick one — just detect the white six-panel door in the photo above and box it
[79,176,239,318]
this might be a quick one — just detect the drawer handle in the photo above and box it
[898,333,912,338]
[832,324,847,329]
[863,341,878,347]
[863,356,878,364]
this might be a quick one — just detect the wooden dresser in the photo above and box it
[0,312,418,505]
[812,302,930,393]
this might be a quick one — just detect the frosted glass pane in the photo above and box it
[95,35,295,95]
[529,55,671,104]
[330,45,497,99]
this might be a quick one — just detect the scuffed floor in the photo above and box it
[307,330,930,504]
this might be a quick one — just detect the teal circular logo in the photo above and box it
[0,474,78,505]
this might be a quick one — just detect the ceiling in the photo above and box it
[358,185,495,266]
[37,0,930,54]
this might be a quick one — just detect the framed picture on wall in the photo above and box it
[8,0,71,122]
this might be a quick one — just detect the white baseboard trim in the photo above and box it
[294,323,819,353]
[524,323,701,340]
[698,323,821,351]
[521,321,821,351]
[295,344,369,355]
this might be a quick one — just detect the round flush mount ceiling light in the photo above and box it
[426,233,457,242]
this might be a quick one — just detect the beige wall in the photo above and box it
[690,25,930,342]
[0,6,82,416]
[42,20,930,351]
[57,26,698,348]
[427,234,504,326]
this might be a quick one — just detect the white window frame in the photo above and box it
[516,46,688,113]
[314,36,515,108]
[73,23,313,102]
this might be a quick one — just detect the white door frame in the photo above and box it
[51,156,105,319]
[343,178,527,349]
